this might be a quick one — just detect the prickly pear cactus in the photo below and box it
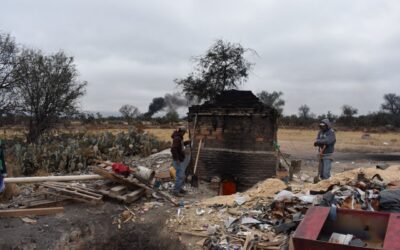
[5,130,169,175]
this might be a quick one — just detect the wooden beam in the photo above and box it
[5,175,104,184]
[110,185,128,196]
[0,207,64,217]
[175,230,208,237]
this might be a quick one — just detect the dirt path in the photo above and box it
[0,201,186,250]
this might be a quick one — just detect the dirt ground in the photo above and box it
[0,196,187,250]
[0,127,399,250]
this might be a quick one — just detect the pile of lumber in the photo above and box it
[39,182,103,205]
[0,161,179,219]
[92,164,177,206]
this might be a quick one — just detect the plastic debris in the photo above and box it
[328,233,353,245]
[196,208,205,216]
[241,216,261,225]
[224,216,238,228]
[274,190,295,201]
[234,195,247,205]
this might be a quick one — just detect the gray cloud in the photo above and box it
[1,0,400,115]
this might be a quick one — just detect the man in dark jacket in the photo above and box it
[171,127,188,197]
[314,119,336,180]
[0,139,7,193]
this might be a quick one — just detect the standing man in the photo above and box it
[314,119,336,180]
[170,127,188,197]
[0,139,7,193]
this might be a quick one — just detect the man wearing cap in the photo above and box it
[314,119,336,180]
[170,127,189,197]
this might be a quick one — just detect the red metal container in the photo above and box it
[293,206,400,250]
[221,180,236,195]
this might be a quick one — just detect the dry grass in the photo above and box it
[144,128,190,142]
[145,128,400,153]
[1,126,399,153]
[279,129,400,153]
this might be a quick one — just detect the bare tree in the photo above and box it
[341,105,358,118]
[164,110,179,124]
[339,105,358,127]
[381,93,400,115]
[119,104,140,124]
[14,49,86,143]
[0,33,18,115]
[298,104,311,119]
[175,39,254,102]
[326,111,337,121]
[257,91,285,115]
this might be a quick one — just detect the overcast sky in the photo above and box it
[1,0,400,116]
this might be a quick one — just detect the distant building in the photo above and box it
[188,90,279,191]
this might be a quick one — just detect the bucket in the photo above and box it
[221,180,236,195]
[135,166,155,183]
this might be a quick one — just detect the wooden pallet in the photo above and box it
[92,164,178,206]
[39,182,103,205]
[97,182,144,203]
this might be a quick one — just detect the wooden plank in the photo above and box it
[100,187,143,203]
[243,232,253,250]
[98,189,111,196]
[125,189,144,203]
[43,181,100,193]
[5,175,104,184]
[24,198,69,208]
[41,184,103,201]
[40,189,100,205]
[175,230,208,237]
[110,185,127,196]
[40,182,103,205]
[43,182,102,198]
[107,193,128,202]
[0,207,64,217]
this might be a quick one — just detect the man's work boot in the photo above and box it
[179,189,187,195]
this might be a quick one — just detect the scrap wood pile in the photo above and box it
[0,158,178,219]
[91,160,178,206]
[169,165,400,250]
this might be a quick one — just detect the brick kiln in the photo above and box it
[188,90,279,191]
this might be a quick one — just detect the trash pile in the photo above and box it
[167,179,302,249]
[315,173,383,211]
[5,128,169,175]
[168,165,400,250]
